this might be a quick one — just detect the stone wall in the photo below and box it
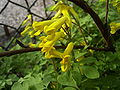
[0,0,54,35]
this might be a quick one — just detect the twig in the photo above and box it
[78,24,88,45]
[0,48,41,57]
[0,46,115,57]
[105,0,109,24]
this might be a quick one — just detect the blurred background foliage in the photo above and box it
[1,0,120,90]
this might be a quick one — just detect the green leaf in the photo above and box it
[63,87,76,90]
[11,82,23,90]
[44,65,54,75]
[82,66,100,79]
[80,57,96,64]
[71,71,82,86]
[74,51,87,59]
[42,75,55,88]
[57,72,77,87]
[5,79,12,85]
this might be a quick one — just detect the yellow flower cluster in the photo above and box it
[21,1,79,72]
[110,22,120,34]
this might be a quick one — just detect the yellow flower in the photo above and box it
[110,22,120,34]
[40,31,65,52]
[52,1,79,27]
[41,41,54,52]
[22,14,32,26]
[52,2,72,27]
[45,47,62,59]
[29,43,36,48]
[28,30,36,38]
[60,42,74,72]
[32,20,56,36]
[60,55,71,72]
[63,42,74,55]
[21,24,32,35]
[44,16,67,35]
[38,36,47,48]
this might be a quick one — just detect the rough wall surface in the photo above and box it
[0,0,54,47]
[0,0,53,28]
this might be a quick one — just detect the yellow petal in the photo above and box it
[46,33,55,41]
[21,24,32,35]
[34,30,41,36]
[110,22,120,34]
[41,41,54,52]
[51,1,63,11]
[52,10,61,19]
[60,55,71,72]
[29,30,35,37]
[53,31,65,41]
[63,42,74,55]
[45,47,62,58]
[44,16,67,35]
[38,36,47,48]
[29,43,36,47]
[33,20,56,31]
[22,14,32,26]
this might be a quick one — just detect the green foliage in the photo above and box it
[1,0,120,90]
[81,66,99,79]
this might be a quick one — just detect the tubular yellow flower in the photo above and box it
[52,10,61,19]
[33,30,42,36]
[40,31,65,53]
[22,14,32,26]
[60,55,71,72]
[44,16,67,35]
[63,42,74,55]
[60,42,74,72]
[32,20,56,31]
[41,41,54,52]
[51,1,63,11]
[52,1,79,28]
[29,30,36,38]
[45,47,62,59]
[110,22,120,34]
[38,36,47,48]
[32,20,56,36]
[52,2,72,27]
[46,33,55,41]
[61,6,72,27]
[21,24,32,35]
[29,43,36,48]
